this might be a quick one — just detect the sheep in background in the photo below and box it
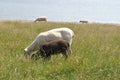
[80,20,88,24]
[24,27,74,58]
[34,16,47,22]
[31,40,71,60]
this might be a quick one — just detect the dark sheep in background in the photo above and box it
[80,20,88,24]
[34,17,47,22]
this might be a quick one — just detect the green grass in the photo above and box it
[0,21,120,80]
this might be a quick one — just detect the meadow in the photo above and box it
[0,21,120,80]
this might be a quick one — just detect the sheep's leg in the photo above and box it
[62,51,69,60]
[43,53,51,62]
[68,47,72,55]
[46,54,51,60]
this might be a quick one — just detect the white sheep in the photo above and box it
[24,27,74,58]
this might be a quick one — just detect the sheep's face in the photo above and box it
[24,49,30,58]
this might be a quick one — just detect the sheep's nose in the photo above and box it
[24,52,30,59]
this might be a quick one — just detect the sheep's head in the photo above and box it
[24,49,30,58]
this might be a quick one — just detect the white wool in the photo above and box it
[24,27,74,57]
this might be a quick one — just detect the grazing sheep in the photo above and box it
[80,20,88,24]
[34,17,47,22]
[31,40,71,60]
[24,27,74,58]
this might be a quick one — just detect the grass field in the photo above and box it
[0,21,120,80]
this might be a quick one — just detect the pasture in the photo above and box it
[0,21,120,80]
